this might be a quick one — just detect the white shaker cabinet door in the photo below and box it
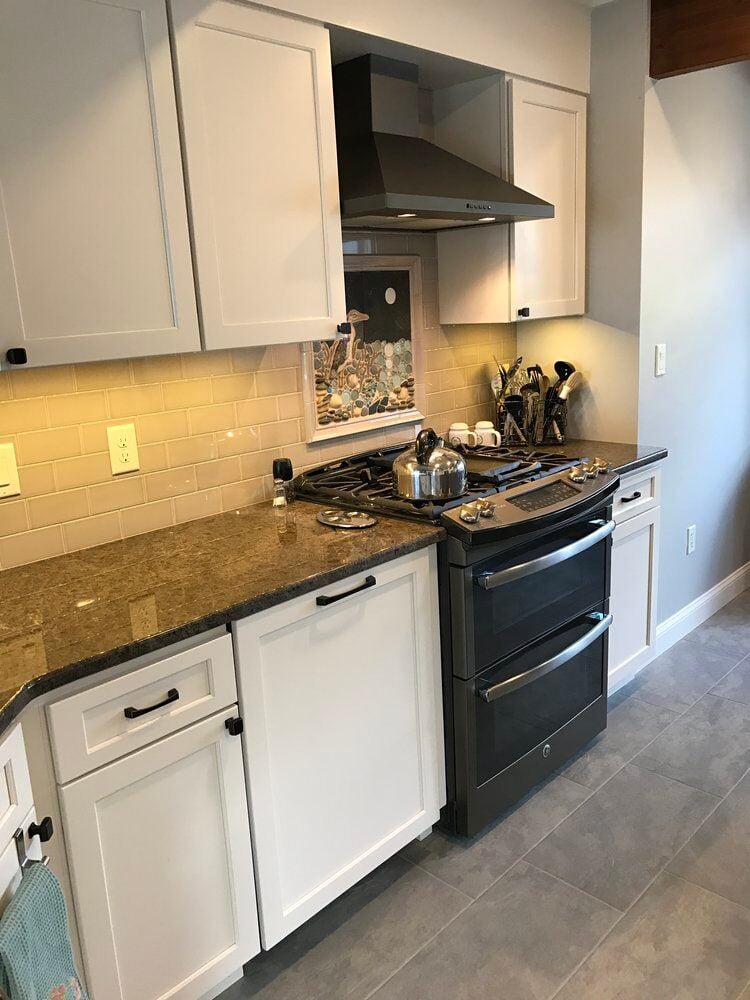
[509,79,587,320]
[0,0,200,368]
[608,506,660,694]
[171,0,347,347]
[60,708,259,1000]
[235,548,444,947]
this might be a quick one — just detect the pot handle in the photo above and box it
[415,428,438,464]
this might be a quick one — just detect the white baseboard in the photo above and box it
[608,559,750,699]
[654,559,750,656]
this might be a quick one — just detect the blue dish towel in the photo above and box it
[0,863,87,1000]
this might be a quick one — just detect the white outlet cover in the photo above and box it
[0,442,21,499]
[107,423,140,475]
[655,343,667,377]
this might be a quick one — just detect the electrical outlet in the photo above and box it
[107,423,140,475]
[655,343,667,377]
[687,524,696,555]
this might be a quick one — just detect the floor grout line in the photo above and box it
[521,860,624,914]
[361,897,474,1000]
[547,762,750,999]
[665,865,750,916]
[398,854,475,902]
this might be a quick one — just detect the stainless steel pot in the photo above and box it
[393,428,468,500]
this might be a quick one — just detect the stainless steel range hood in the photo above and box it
[333,55,554,232]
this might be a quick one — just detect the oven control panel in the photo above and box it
[443,469,620,543]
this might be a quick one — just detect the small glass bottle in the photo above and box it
[272,477,289,533]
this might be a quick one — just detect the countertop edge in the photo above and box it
[613,448,669,476]
[0,527,444,736]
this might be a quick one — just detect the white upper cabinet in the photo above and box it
[508,80,587,320]
[0,0,200,368]
[171,0,347,347]
[436,76,587,324]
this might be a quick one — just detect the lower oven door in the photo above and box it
[453,607,611,837]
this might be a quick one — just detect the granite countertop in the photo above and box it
[0,501,443,734]
[546,439,667,477]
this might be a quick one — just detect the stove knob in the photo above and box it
[476,499,496,518]
[569,466,587,483]
[459,503,481,524]
[592,457,610,475]
[580,463,598,479]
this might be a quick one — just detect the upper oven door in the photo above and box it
[461,515,614,677]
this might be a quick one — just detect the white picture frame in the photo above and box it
[301,255,425,443]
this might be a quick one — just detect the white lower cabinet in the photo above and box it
[608,468,661,693]
[235,548,445,948]
[60,707,259,1000]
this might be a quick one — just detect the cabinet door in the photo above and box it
[171,1,346,348]
[0,0,200,367]
[609,507,660,694]
[509,79,587,319]
[235,548,444,947]
[60,708,259,1000]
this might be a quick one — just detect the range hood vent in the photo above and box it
[333,55,554,232]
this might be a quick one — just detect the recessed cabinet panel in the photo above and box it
[609,506,660,691]
[61,709,259,1000]
[171,0,346,346]
[510,80,587,318]
[0,0,200,366]
[236,549,444,947]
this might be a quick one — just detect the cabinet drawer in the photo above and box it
[48,634,237,783]
[613,471,658,523]
[0,727,33,852]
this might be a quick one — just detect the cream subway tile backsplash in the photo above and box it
[62,512,122,551]
[0,231,516,570]
[17,427,82,465]
[0,501,28,538]
[26,488,89,529]
[89,477,146,515]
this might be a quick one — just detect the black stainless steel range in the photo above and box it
[295,442,620,837]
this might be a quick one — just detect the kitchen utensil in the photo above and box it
[558,370,583,400]
[316,509,377,529]
[393,428,468,500]
[553,360,576,387]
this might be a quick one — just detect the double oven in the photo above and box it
[440,504,615,836]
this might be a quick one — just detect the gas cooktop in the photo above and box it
[294,444,582,521]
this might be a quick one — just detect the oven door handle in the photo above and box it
[476,519,616,590]
[477,612,613,703]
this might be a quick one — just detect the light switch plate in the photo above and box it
[107,423,140,475]
[0,442,21,499]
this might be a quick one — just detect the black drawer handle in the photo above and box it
[124,688,179,719]
[620,491,642,504]
[28,816,54,844]
[317,575,376,607]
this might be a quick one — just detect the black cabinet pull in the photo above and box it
[225,717,244,737]
[124,687,179,719]
[517,307,530,318]
[6,348,27,365]
[620,491,642,504]
[337,322,352,335]
[317,575,376,607]
[28,816,54,843]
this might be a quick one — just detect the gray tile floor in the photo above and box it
[223,590,750,1000]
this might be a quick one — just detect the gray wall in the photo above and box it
[516,0,648,445]
[638,62,750,621]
